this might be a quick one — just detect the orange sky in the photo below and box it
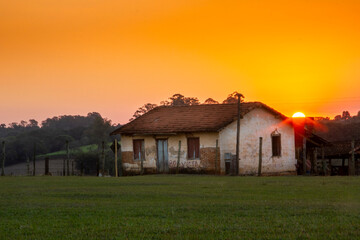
[1,0,360,125]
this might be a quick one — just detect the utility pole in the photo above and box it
[1,141,5,176]
[235,93,244,175]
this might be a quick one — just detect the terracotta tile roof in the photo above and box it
[110,102,287,135]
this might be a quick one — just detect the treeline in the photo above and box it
[316,111,360,142]
[130,92,243,121]
[0,112,120,166]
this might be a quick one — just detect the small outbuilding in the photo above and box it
[110,102,297,175]
[321,140,360,175]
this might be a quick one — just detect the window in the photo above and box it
[187,137,200,159]
[271,134,281,157]
[133,139,145,160]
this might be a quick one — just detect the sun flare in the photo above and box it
[292,112,306,118]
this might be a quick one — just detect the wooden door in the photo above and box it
[157,139,169,173]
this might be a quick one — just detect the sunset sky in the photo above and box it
[1,0,360,125]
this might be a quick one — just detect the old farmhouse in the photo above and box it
[111,102,298,175]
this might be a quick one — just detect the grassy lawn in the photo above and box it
[0,176,359,239]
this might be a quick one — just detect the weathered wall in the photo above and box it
[120,108,296,175]
[219,108,296,175]
[120,133,220,174]
[121,135,157,174]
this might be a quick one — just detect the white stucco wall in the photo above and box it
[121,133,219,172]
[219,108,296,175]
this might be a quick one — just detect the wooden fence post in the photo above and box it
[71,160,74,176]
[350,140,355,176]
[66,140,70,176]
[321,146,326,175]
[140,154,144,175]
[114,139,118,177]
[258,137,263,176]
[45,157,49,175]
[313,148,318,175]
[176,140,181,174]
[303,137,307,175]
[80,159,84,176]
[118,143,122,177]
[26,155,30,176]
[96,144,100,177]
[101,141,105,175]
[1,141,5,176]
[62,149,65,176]
[215,139,218,175]
[33,143,36,176]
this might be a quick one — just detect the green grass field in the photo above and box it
[37,142,115,159]
[0,176,359,239]
[37,144,99,158]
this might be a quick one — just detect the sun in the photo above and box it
[292,112,306,118]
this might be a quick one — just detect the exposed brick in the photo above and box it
[122,151,135,164]
[200,147,220,174]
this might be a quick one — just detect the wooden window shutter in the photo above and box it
[133,139,144,160]
[187,138,194,159]
[187,137,200,159]
[194,138,199,158]
[271,135,281,157]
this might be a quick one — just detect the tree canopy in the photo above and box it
[0,112,119,166]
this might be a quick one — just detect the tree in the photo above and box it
[129,103,158,122]
[160,93,200,106]
[20,121,28,127]
[9,122,20,129]
[1,113,119,166]
[222,91,245,104]
[334,115,342,121]
[204,98,219,104]
[27,119,39,128]
[342,111,351,120]
[85,114,113,145]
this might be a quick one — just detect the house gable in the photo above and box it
[219,107,296,175]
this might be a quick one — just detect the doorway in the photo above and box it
[157,139,169,173]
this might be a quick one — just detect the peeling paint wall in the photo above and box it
[219,108,296,175]
[121,136,157,173]
[120,133,219,174]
